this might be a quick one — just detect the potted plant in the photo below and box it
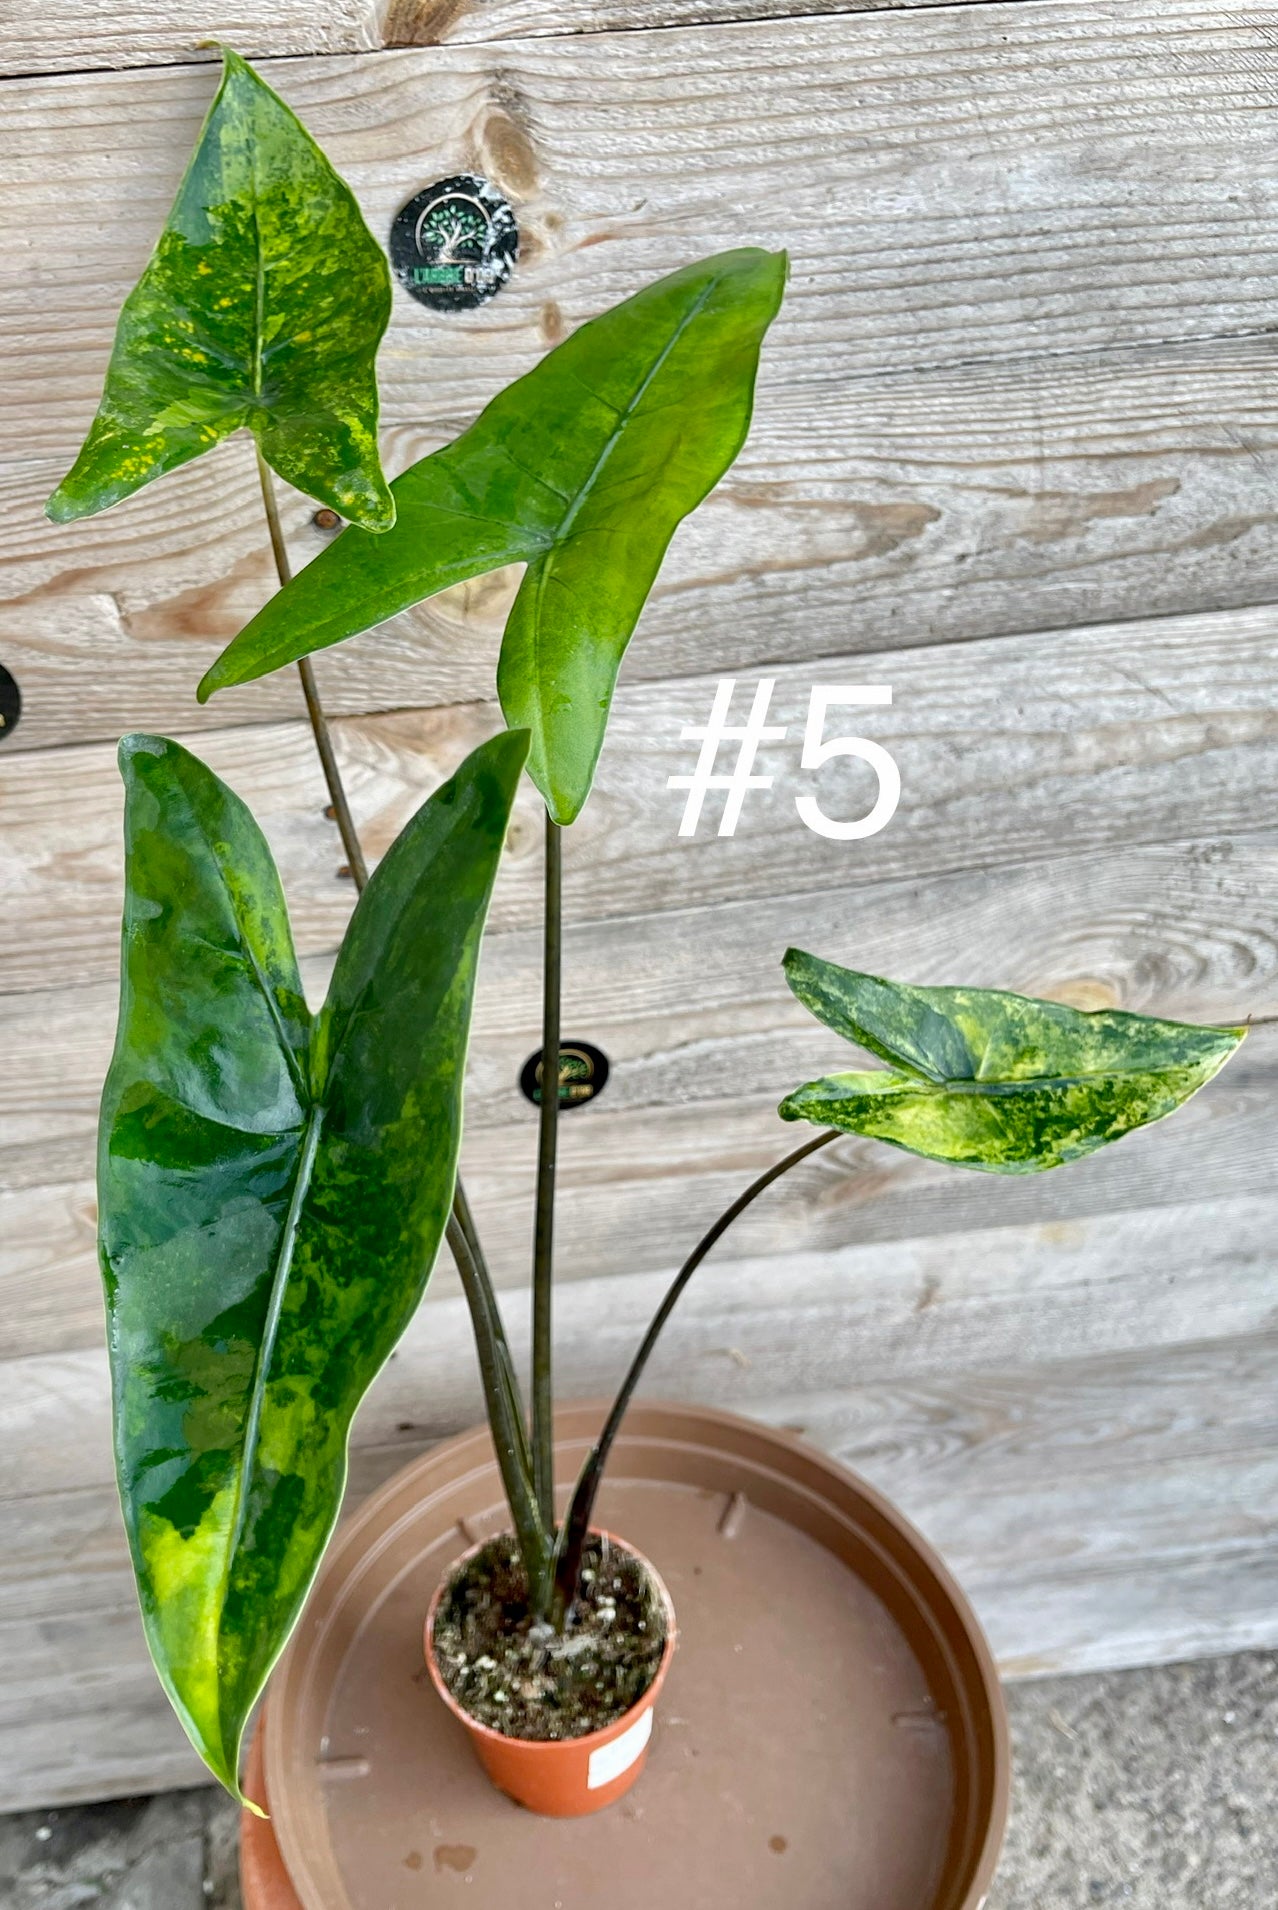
[51,48,1246,1907]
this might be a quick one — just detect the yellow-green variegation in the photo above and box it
[197,248,788,823]
[100,728,526,1801]
[46,48,393,530]
[779,948,1244,1172]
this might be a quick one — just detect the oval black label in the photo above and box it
[390,174,518,313]
[520,1042,610,1111]
[0,665,20,743]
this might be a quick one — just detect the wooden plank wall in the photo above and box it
[2,0,1277,1808]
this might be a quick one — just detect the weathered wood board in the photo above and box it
[35,3,1266,437]
[0,0,1019,78]
[4,852,1274,1355]
[11,333,1278,757]
[6,5,1278,755]
[9,1192,1277,1500]
[4,826,1273,1169]
[2,607,1275,995]
[1,0,1276,1811]
[8,1016,1275,1357]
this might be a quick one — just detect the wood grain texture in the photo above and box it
[5,1336,1275,1621]
[7,1018,1274,1355]
[6,5,1278,752]
[11,332,1278,757]
[4,830,1271,1162]
[2,605,1274,994]
[4,604,1274,1337]
[386,0,1024,49]
[15,0,1278,388]
[2,835,1273,1355]
[0,0,1019,78]
[11,0,1278,400]
[0,11,380,79]
[5,1190,1274,1525]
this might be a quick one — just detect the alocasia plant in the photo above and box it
[55,44,1248,1804]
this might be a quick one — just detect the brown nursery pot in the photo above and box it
[242,1400,1008,1910]
[422,1531,677,1817]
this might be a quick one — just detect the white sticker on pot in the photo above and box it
[587,1705,653,1790]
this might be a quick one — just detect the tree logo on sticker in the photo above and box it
[390,174,518,313]
[520,1043,610,1111]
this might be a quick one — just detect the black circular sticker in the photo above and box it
[390,175,518,313]
[0,665,19,743]
[520,1042,610,1112]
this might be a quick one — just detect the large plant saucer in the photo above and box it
[242,1401,1008,1909]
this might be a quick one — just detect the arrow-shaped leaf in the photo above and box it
[779,948,1244,1172]
[47,48,393,530]
[198,248,788,822]
[100,727,525,1799]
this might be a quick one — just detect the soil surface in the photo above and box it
[430,1533,668,1740]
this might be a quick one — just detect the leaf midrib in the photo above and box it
[555,273,719,546]
[526,271,724,756]
[830,1065,1205,1096]
[214,1098,323,1746]
[249,151,267,409]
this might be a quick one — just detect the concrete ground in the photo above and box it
[2,1650,1274,1906]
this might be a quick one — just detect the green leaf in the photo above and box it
[779,948,1244,1172]
[198,248,788,821]
[46,47,393,531]
[100,726,525,1799]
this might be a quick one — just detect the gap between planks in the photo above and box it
[4,1189,1276,1501]
[0,1,1112,83]
[1,605,1276,996]
[7,4,1278,406]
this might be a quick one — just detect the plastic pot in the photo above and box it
[422,1530,677,1816]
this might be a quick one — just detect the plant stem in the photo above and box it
[447,1213,553,1611]
[254,449,368,887]
[554,1126,841,1607]
[253,450,546,1589]
[453,1178,537,1493]
[531,813,562,1528]
[451,1176,489,1290]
